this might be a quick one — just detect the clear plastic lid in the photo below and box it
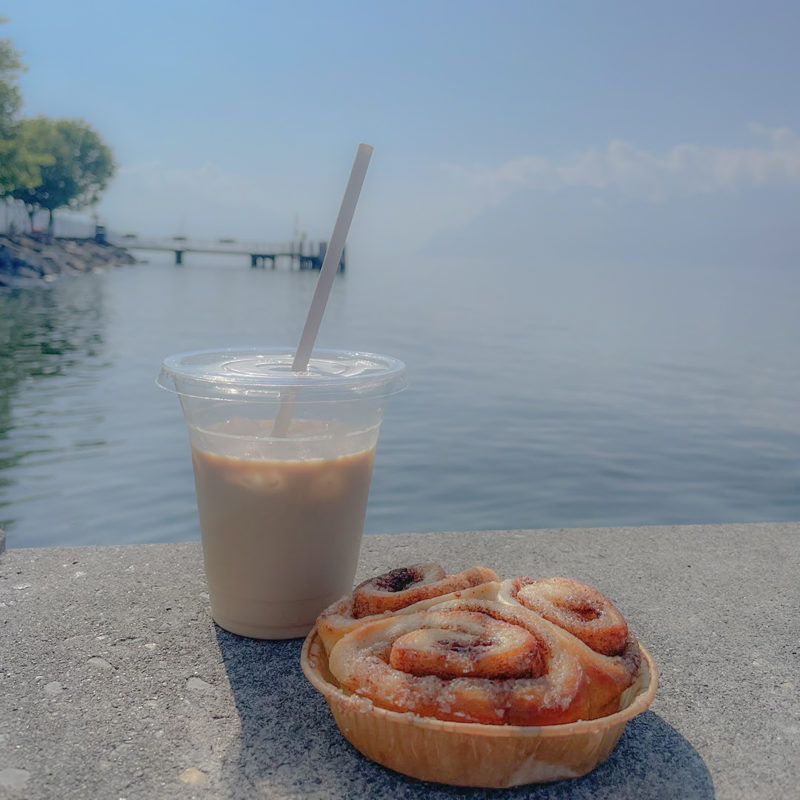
[156,347,406,402]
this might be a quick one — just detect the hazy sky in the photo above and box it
[4,1,800,264]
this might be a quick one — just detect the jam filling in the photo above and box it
[374,567,422,593]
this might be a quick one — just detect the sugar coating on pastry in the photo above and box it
[500,576,630,656]
[389,612,545,679]
[316,564,500,654]
[352,564,499,618]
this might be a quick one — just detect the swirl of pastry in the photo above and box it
[352,564,499,618]
[499,577,642,718]
[500,577,630,656]
[328,598,600,726]
[317,564,500,654]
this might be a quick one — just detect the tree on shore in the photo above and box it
[0,22,53,200]
[1,19,115,233]
[10,118,115,233]
[1,117,55,200]
[0,19,22,127]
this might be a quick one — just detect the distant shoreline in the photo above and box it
[0,234,136,287]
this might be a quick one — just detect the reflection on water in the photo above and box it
[1,255,800,547]
[0,278,108,533]
[0,278,105,394]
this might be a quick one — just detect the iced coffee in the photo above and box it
[157,349,405,638]
[191,420,376,638]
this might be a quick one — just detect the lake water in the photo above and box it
[2,250,799,549]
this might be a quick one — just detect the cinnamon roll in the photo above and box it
[303,566,658,786]
[327,597,639,725]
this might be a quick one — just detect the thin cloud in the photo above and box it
[444,125,800,202]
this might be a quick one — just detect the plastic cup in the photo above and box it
[157,347,406,639]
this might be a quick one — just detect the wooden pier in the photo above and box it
[108,234,344,271]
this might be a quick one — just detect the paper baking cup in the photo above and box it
[301,628,658,787]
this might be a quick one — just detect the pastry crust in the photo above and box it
[499,576,631,656]
[317,564,500,654]
[352,564,499,617]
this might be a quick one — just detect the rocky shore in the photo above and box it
[0,234,136,287]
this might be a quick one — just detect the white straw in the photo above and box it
[272,143,374,436]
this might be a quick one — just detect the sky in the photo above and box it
[3,0,800,265]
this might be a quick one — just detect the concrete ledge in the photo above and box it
[1,522,798,799]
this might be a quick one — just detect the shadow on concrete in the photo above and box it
[216,630,714,799]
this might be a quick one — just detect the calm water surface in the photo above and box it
[2,251,799,548]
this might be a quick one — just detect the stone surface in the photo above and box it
[0,523,798,799]
[0,234,135,287]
